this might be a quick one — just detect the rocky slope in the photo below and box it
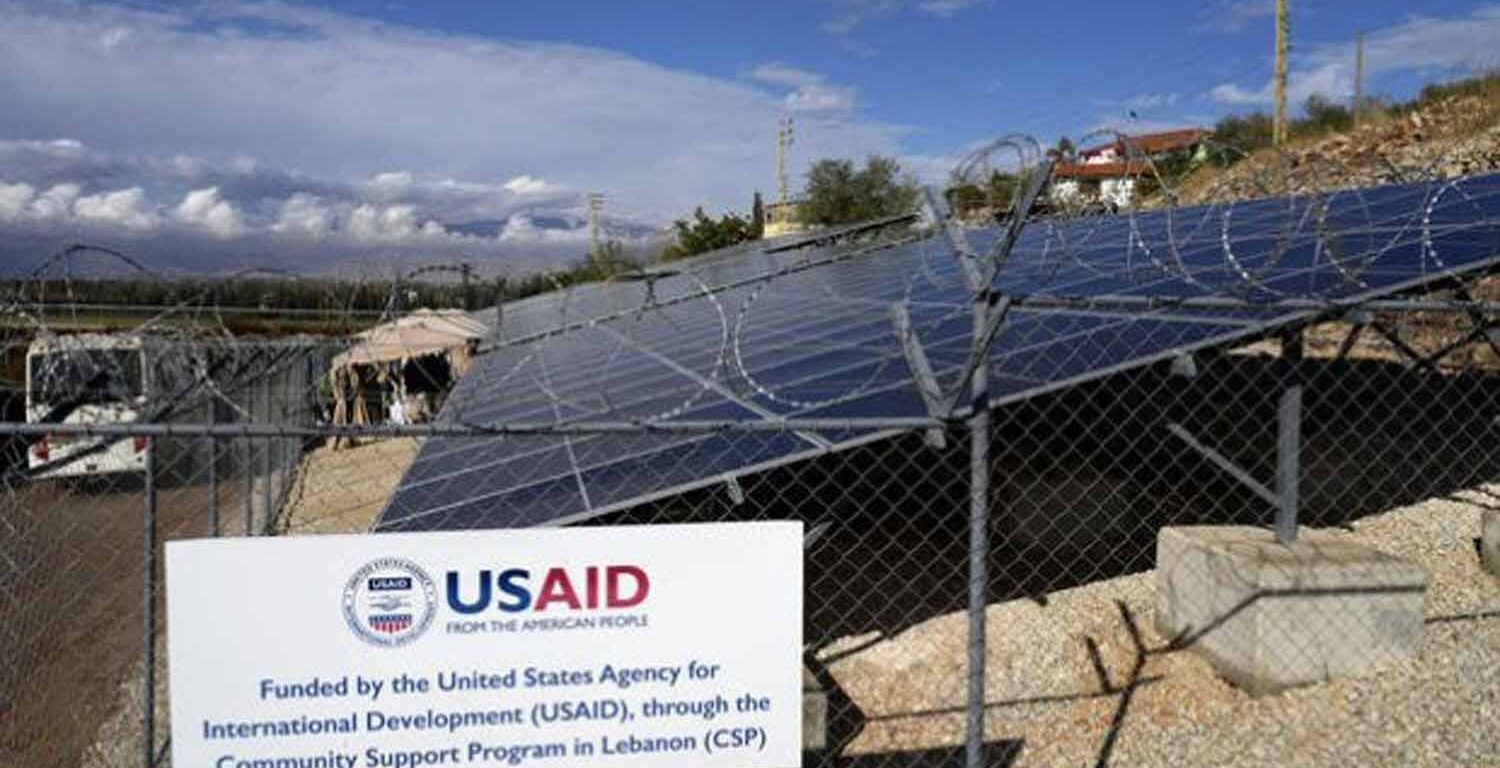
[1174,89,1500,206]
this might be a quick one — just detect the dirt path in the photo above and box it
[278,437,421,534]
[0,477,239,768]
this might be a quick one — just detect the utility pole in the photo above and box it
[1353,31,1365,129]
[776,117,794,227]
[587,192,604,260]
[1273,0,1289,146]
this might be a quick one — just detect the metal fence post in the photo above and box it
[1276,330,1304,544]
[142,436,157,768]
[245,380,255,537]
[208,398,218,537]
[965,290,994,768]
[261,374,272,535]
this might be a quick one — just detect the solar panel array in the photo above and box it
[378,173,1500,532]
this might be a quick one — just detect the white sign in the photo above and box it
[167,522,803,768]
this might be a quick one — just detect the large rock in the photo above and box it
[1156,525,1426,695]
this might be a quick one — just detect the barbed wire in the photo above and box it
[3,126,1500,768]
[3,138,1499,439]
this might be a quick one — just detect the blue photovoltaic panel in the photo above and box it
[378,173,1500,532]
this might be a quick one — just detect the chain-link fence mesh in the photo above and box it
[3,148,1500,768]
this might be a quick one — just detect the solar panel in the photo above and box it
[378,173,1500,532]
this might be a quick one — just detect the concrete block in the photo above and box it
[802,667,826,752]
[1483,509,1500,579]
[1156,525,1426,695]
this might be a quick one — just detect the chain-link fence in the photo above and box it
[3,155,1500,768]
[0,334,329,768]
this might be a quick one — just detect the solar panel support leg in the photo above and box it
[1166,423,1279,508]
[964,290,994,768]
[1276,385,1302,544]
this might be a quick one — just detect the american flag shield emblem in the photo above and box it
[344,557,436,647]
[368,614,413,634]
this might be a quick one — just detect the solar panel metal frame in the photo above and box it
[377,173,1500,532]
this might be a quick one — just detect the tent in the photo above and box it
[329,309,486,445]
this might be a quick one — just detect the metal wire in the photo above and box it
[3,137,1500,768]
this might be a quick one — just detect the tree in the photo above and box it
[1210,112,1275,160]
[945,170,1018,220]
[750,191,765,239]
[578,239,638,279]
[945,181,986,219]
[659,207,757,262]
[799,155,920,227]
[986,171,1018,212]
[1046,137,1077,164]
[1297,94,1353,136]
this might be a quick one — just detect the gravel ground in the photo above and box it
[278,437,420,534]
[77,464,1498,767]
[1233,312,1500,372]
[822,483,1500,767]
[79,646,167,768]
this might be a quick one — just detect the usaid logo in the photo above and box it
[342,558,437,647]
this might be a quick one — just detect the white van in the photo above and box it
[25,333,150,478]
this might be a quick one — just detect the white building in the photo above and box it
[1051,128,1211,209]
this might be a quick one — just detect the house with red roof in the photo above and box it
[1051,128,1212,209]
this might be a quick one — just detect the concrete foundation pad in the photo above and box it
[803,667,827,752]
[1483,510,1500,579]
[1156,525,1426,695]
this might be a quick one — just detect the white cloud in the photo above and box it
[1209,62,1346,106]
[73,187,158,230]
[271,193,333,237]
[0,1,944,273]
[1123,92,1181,111]
[822,1,900,34]
[1195,0,1276,34]
[785,84,858,114]
[29,183,80,220]
[497,213,590,244]
[1208,6,1500,106]
[749,62,858,114]
[1208,83,1264,105]
[822,0,983,33]
[348,203,421,242]
[0,138,666,273]
[0,181,35,220]
[173,186,244,237]
[368,171,415,192]
[502,175,559,195]
[748,63,824,88]
[97,25,130,51]
[0,0,907,225]
[917,0,982,18]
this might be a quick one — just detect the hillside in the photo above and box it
[1156,77,1500,374]
[1172,76,1500,206]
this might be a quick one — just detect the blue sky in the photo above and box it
[325,0,1500,156]
[1,0,1497,274]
